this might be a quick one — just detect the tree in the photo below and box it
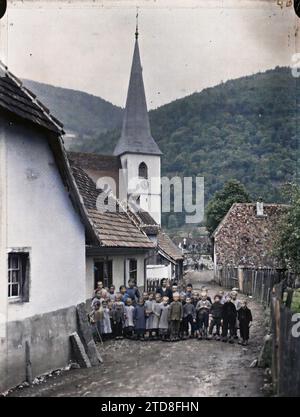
[275,184,300,275]
[206,179,251,235]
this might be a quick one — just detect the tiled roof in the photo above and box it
[0,61,63,134]
[132,210,160,235]
[157,231,184,262]
[71,164,154,249]
[213,203,288,268]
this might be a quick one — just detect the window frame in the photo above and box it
[7,250,30,303]
[138,162,148,180]
[129,258,138,284]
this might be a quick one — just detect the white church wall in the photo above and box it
[121,153,161,225]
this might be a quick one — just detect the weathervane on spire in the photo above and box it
[135,6,139,40]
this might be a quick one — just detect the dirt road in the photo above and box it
[8,271,266,397]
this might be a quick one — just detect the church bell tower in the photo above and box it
[113,22,162,225]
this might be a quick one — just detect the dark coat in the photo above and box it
[222,301,237,322]
[210,301,223,319]
[156,287,173,300]
[238,307,252,324]
[133,304,146,330]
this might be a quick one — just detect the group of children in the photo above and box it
[89,279,253,346]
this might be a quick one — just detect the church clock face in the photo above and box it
[0,0,7,19]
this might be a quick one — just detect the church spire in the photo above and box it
[113,23,162,157]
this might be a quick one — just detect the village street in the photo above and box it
[9,271,266,397]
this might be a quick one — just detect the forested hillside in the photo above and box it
[68,67,299,229]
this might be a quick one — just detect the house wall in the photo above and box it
[86,253,147,299]
[0,119,86,392]
[120,154,161,225]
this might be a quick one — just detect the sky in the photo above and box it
[0,0,298,109]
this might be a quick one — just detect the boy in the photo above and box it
[126,280,140,306]
[112,293,125,339]
[145,292,155,339]
[89,300,103,343]
[222,296,237,343]
[168,292,183,341]
[185,284,193,299]
[94,281,103,296]
[124,298,135,338]
[133,298,146,340]
[196,293,211,340]
[230,290,241,339]
[152,293,162,339]
[209,295,223,340]
[108,285,116,302]
[183,297,196,338]
[238,300,253,345]
[159,296,170,341]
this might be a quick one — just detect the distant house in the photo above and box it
[213,202,288,271]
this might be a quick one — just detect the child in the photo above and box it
[222,296,237,343]
[179,294,187,338]
[185,284,193,299]
[142,292,149,301]
[209,295,223,340]
[168,292,183,341]
[109,285,116,302]
[112,293,125,339]
[91,289,102,309]
[152,293,162,339]
[89,300,103,343]
[238,300,253,346]
[124,298,135,338]
[119,285,129,304]
[159,296,170,341]
[126,280,140,306]
[196,293,211,340]
[145,292,155,339]
[133,298,146,340]
[183,297,196,338]
[101,300,112,340]
[94,281,103,296]
[230,290,242,339]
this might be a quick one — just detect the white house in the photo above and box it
[0,62,102,392]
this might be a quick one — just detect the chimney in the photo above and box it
[256,198,264,217]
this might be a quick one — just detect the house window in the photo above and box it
[8,252,30,302]
[138,162,148,179]
[94,260,113,289]
[129,259,137,283]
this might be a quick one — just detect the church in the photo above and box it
[68,27,183,295]
[0,28,182,392]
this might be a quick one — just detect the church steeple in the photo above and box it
[113,29,162,157]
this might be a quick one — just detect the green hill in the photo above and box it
[23,79,123,137]
[69,67,299,229]
[24,67,299,230]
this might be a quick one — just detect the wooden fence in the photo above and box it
[271,283,300,397]
[215,267,287,305]
[215,266,300,396]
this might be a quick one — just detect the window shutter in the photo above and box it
[21,254,30,302]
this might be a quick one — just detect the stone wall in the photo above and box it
[0,305,77,393]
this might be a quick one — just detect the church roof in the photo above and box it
[0,61,63,134]
[113,37,162,157]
